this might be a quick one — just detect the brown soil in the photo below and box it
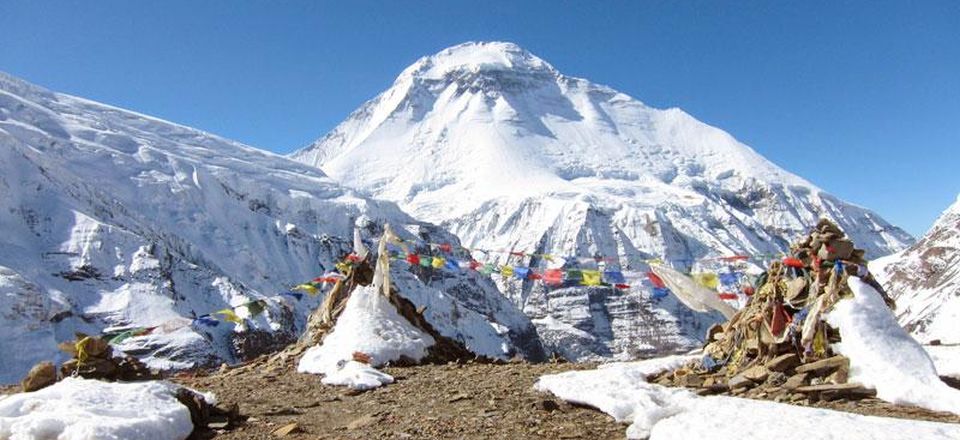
[175,361,624,440]
[172,360,960,440]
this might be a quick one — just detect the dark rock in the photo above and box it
[795,355,848,375]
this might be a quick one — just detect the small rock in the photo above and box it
[448,393,472,403]
[536,399,560,412]
[271,422,300,436]
[795,355,848,375]
[729,373,755,390]
[347,414,380,430]
[784,372,809,390]
[766,353,800,372]
[743,365,770,383]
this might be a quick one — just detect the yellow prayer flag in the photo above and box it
[693,272,719,290]
[432,256,445,269]
[581,270,601,286]
[215,308,243,324]
[501,265,514,277]
[293,283,320,296]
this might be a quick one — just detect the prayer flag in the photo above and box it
[718,272,740,285]
[717,292,739,300]
[480,264,496,275]
[468,260,482,270]
[581,270,601,286]
[529,272,542,280]
[245,300,266,317]
[566,270,583,284]
[281,291,303,301]
[602,271,626,284]
[514,267,530,280]
[195,315,220,327]
[419,255,433,268]
[501,265,514,277]
[544,269,563,286]
[432,256,445,269]
[406,253,420,265]
[614,283,631,290]
[293,283,320,296]
[445,258,460,271]
[693,272,719,289]
[646,272,666,288]
[651,287,670,299]
[216,308,243,324]
[439,243,453,253]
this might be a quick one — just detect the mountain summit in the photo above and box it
[292,41,915,359]
[294,41,911,261]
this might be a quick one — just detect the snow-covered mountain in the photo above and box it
[293,41,915,359]
[872,195,960,344]
[0,71,543,383]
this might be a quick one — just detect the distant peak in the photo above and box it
[400,41,557,81]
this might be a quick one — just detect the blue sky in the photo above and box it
[1,1,957,237]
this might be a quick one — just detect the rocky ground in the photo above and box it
[170,359,960,440]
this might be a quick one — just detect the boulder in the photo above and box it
[21,361,56,392]
[765,353,800,372]
[795,355,848,376]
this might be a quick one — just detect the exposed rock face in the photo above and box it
[872,195,960,343]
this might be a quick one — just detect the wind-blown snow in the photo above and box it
[0,378,195,440]
[293,41,914,360]
[826,277,960,414]
[536,357,960,440]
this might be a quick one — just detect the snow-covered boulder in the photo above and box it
[0,378,198,440]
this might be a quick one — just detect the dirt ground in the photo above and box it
[176,361,624,440]
[173,360,960,440]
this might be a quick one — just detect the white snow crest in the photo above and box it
[0,378,194,440]
[826,277,960,414]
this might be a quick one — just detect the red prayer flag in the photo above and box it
[406,254,420,265]
[544,269,564,285]
[469,260,482,270]
[439,243,453,253]
[646,272,666,288]
[346,253,363,263]
[529,272,543,280]
[782,257,804,268]
[614,283,631,290]
[717,292,739,300]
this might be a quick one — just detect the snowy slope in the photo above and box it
[292,41,914,359]
[0,71,543,383]
[871,195,960,344]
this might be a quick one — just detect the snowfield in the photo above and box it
[0,70,543,383]
[0,378,196,440]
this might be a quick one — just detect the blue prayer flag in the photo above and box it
[445,258,460,272]
[602,271,626,284]
[652,287,670,299]
[514,267,530,280]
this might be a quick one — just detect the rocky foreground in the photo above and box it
[172,359,960,440]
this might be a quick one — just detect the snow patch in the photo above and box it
[297,284,435,390]
[826,277,960,414]
[0,378,195,440]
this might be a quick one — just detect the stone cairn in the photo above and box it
[650,219,895,403]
